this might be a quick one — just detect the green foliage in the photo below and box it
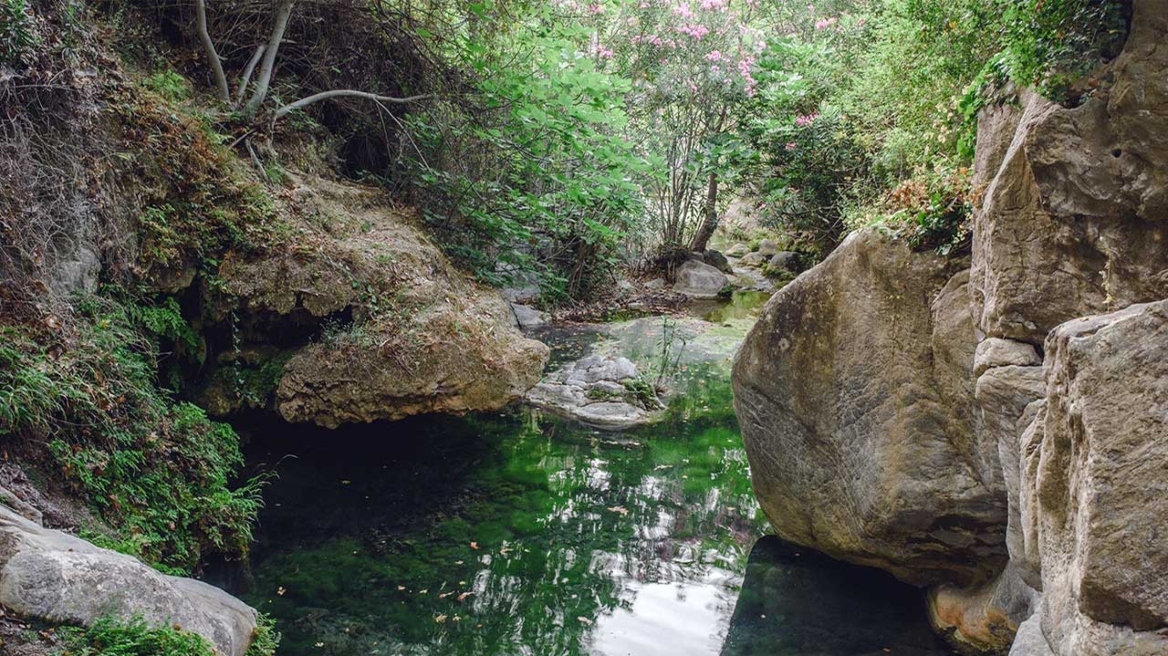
[0,295,263,572]
[995,0,1128,102]
[409,7,649,300]
[244,614,281,656]
[0,0,39,67]
[54,616,213,656]
[141,70,191,103]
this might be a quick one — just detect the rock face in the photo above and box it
[0,505,256,656]
[1028,301,1168,655]
[970,2,1168,345]
[673,259,730,298]
[733,5,1168,654]
[733,229,1007,587]
[203,176,549,428]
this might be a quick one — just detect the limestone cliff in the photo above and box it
[733,2,1168,654]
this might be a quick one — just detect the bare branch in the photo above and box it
[234,44,266,108]
[195,0,231,103]
[244,0,297,117]
[273,90,431,120]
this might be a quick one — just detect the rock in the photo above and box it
[1009,604,1055,656]
[928,564,1040,655]
[0,487,41,527]
[277,293,549,429]
[974,339,1042,378]
[206,176,549,428]
[1030,300,1168,655]
[738,252,767,268]
[0,505,256,656]
[526,355,654,430]
[703,249,734,274]
[644,278,667,290]
[733,229,1006,587]
[725,243,749,258]
[970,4,1168,345]
[977,365,1046,588]
[766,251,801,273]
[564,355,638,386]
[673,260,729,299]
[509,303,549,330]
[502,285,541,304]
[756,239,780,256]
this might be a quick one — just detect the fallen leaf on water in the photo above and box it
[500,547,513,555]
[606,506,629,516]
[419,589,428,594]
[455,560,464,565]
[457,591,474,602]
[439,592,453,599]
[470,541,480,550]
[435,615,447,623]
[397,585,406,591]
[577,617,593,625]
[276,587,286,596]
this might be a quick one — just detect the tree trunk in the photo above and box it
[689,171,719,253]
[243,0,296,117]
[195,0,230,103]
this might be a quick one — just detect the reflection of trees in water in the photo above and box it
[248,400,763,656]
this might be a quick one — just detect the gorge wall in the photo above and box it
[732,2,1168,654]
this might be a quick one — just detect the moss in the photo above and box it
[108,79,281,279]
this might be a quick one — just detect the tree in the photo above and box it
[191,0,428,121]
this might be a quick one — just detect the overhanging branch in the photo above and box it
[273,90,431,120]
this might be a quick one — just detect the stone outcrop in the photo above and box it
[202,176,549,428]
[970,2,1168,345]
[1026,301,1168,655]
[0,504,256,656]
[733,229,1006,587]
[734,4,1168,654]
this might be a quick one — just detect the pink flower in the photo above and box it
[785,142,798,150]
[795,113,819,127]
[587,3,605,14]
[705,50,724,61]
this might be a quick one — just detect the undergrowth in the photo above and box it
[0,293,263,573]
[54,617,214,656]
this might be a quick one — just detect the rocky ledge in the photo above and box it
[0,503,257,656]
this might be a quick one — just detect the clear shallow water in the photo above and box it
[241,403,761,656]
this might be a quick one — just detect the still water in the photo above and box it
[240,298,952,656]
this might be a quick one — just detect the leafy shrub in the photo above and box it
[0,295,262,572]
[0,0,39,67]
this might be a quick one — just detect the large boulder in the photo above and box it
[733,229,1007,587]
[673,259,730,298]
[1026,300,1168,655]
[0,505,256,656]
[970,2,1168,345]
[200,176,549,428]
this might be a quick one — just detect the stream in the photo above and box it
[236,293,953,656]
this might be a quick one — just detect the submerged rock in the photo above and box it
[0,505,256,656]
[526,354,656,430]
[734,229,1005,587]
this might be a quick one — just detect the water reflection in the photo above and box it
[242,401,762,656]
